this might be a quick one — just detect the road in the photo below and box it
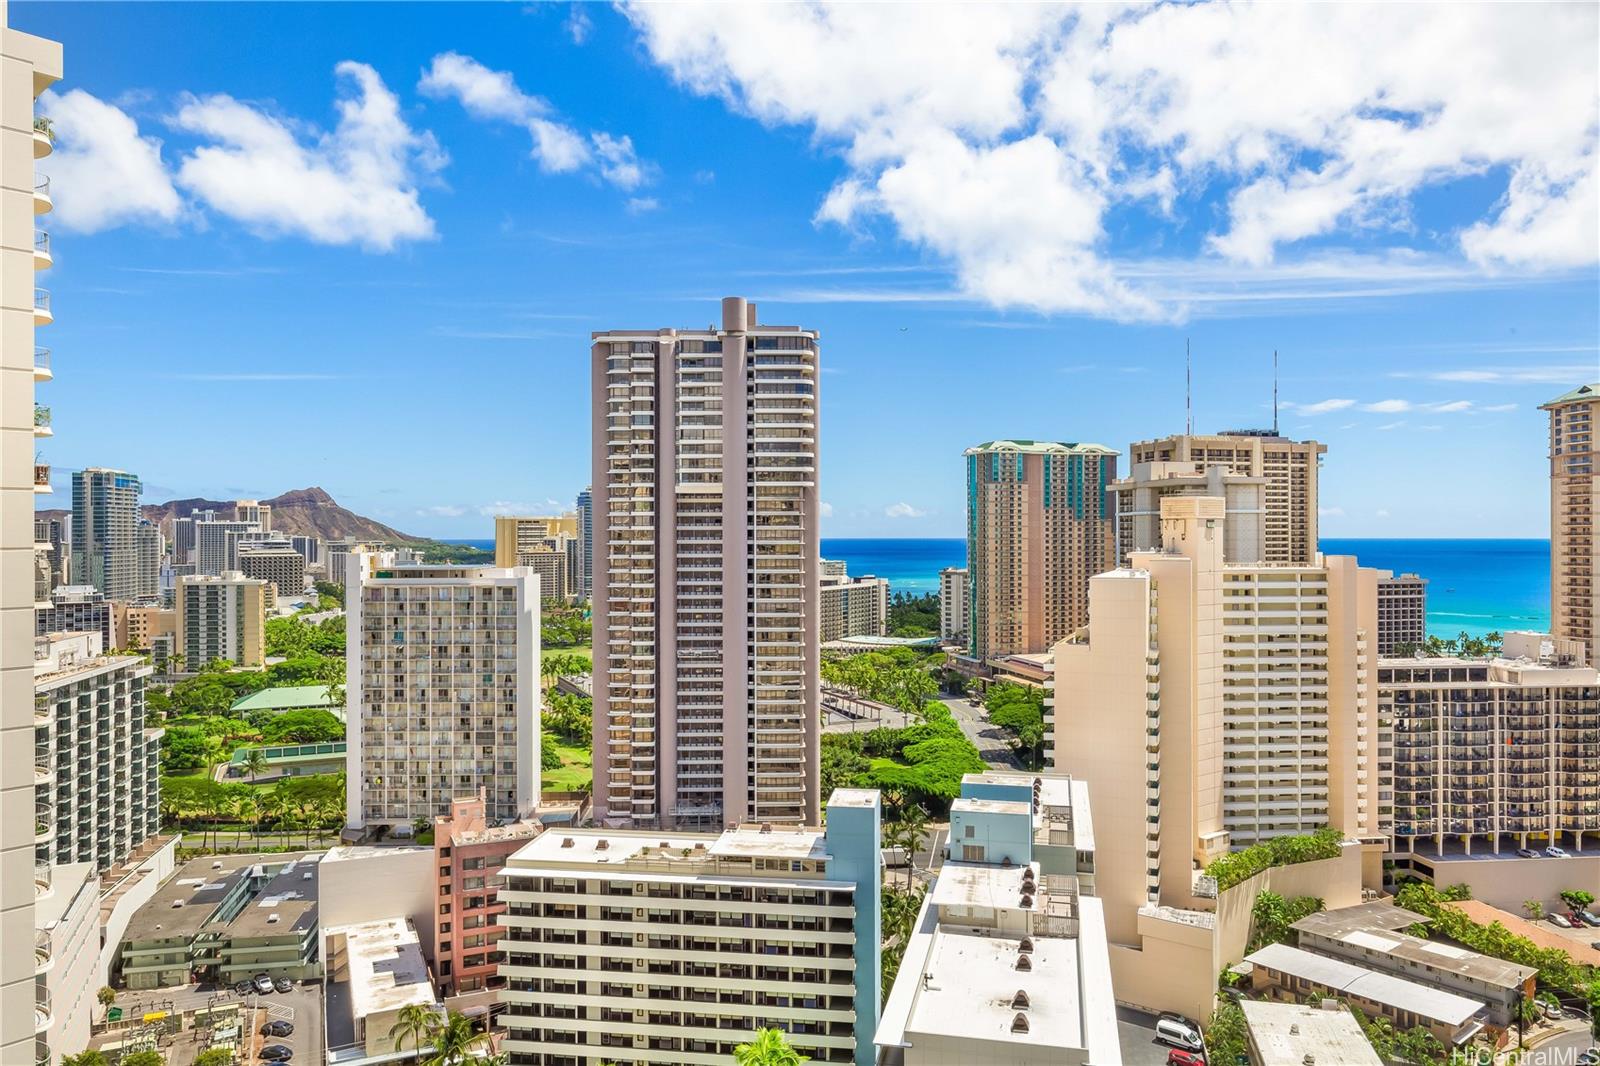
[1519,1020,1596,1066]
[937,695,1024,770]
[1118,1006,1181,1066]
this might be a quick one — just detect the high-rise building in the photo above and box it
[1383,631,1599,860]
[3,18,63,1059]
[497,788,881,1066]
[172,507,216,566]
[1049,496,1384,952]
[1127,431,1325,565]
[238,539,307,597]
[591,297,821,829]
[34,632,161,872]
[938,566,968,644]
[346,560,541,831]
[70,467,143,599]
[35,585,117,648]
[234,498,271,531]
[493,513,578,565]
[576,485,593,601]
[135,518,162,599]
[193,518,259,576]
[1541,383,1598,665]
[34,514,67,592]
[963,440,1117,660]
[1112,459,1267,565]
[1376,572,1428,655]
[289,533,320,565]
[176,571,271,669]
[819,569,889,643]
[875,772,1119,1066]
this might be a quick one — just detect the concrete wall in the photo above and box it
[320,847,436,958]
[1416,853,1600,914]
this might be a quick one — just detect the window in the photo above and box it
[439,903,451,915]
[964,825,975,839]
[440,922,452,934]
[439,885,450,896]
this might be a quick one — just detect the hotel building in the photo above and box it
[875,773,1119,1066]
[177,571,271,669]
[35,585,117,649]
[346,560,540,831]
[819,569,889,644]
[1541,383,1598,665]
[35,514,66,591]
[194,518,261,576]
[3,17,62,1061]
[591,296,821,829]
[1382,631,1600,856]
[496,788,881,1066]
[938,566,968,644]
[1376,572,1428,655]
[234,498,272,530]
[70,468,143,600]
[576,486,593,601]
[1113,459,1267,565]
[134,519,162,600]
[964,440,1117,660]
[238,539,308,597]
[1127,431,1324,565]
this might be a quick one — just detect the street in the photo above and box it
[937,695,1024,770]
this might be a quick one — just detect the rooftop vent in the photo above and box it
[693,842,706,851]
[1018,937,1034,954]
[1011,1013,1030,1034]
[760,823,772,834]
[1016,955,1033,972]
[1020,893,1034,909]
[561,838,575,848]
[1303,1056,1315,1066]
[596,840,609,851]
[1002,857,1014,868]
[171,900,184,908]
[1011,990,1030,1010]
[1290,1024,1300,1035]
[302,872,312,880]
[268,914,280,924]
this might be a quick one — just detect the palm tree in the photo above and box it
[244,747,269,784]
[388,1003,440,1056]
[734,1028,809,1066]
[425,1010,489,1066]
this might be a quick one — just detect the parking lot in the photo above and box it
[96,980,320,1066]
[238,981,321,1065]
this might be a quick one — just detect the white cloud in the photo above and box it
[1390,364,1596,385]
[1481,403,1519,413]
[41,89,182,232]
[884,502,926,519]
[624,3,1599,319]
[1376,421,1406,431]
[1375,509,1391,518]
[1291,398,1356,415]
[417,505,466,518]
[1363,399,1413,413]
[173,62,444,250]
[564,5,593,44]
[625,196,660,214]
[420,52,652,190]
[819,501,834,518]
[1318,506,1345,517]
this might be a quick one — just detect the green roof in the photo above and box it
[1541,383,1600,408]
[965,440,1117,455]
[229,685,335,713]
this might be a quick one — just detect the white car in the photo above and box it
[1156,1017,1204,1052]
[1544,846,1571,858]
[1547,913,1574,929]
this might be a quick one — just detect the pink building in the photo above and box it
[432,793,542,1009]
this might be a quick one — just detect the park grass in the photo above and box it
[542,738,592,792]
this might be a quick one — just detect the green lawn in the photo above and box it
[542,738,592,792]
[548,643,592,668]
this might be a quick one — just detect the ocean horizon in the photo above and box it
[443,536,1551,639]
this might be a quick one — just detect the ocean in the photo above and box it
[449,536,1551,638]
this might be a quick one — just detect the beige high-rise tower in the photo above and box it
[2,8,62,1062]
[591,297,820,829]
[1541,383,1598,665]
[963,440,1118,660]
[1127,431,1325,565]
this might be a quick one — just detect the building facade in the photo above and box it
[1127,431,1324,565]
[35,585,116,648]
[35,514,66,592]
[591,296,821,830]
[1376,572,1428,655]
[496,788,880,1066]
[135,519,162,600]
[1383,632,1600,856]
[346,560,540,830]
[1541,383,1598,665]
[234,498,271,531]
[176,571,271,669]
[239,541,308,598]
[1112,459,1267,565]
[576,486,593,601]
[70,467,143,600]
[194,518,260,576]
[34,632,161,873]
[938,566,968,645]
[432,793,542,1006]
[964,440,1117,661]
[819,571,889,643]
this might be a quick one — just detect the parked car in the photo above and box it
[1576,1049,1598,1066]
[1547,913,1574,929]
[259,1045,293,1062]
[1577,910,1600,927]
[261,1020,294,1037]
[233,981,253,996]
[1545,846,1571,858]
[1540,1000,1564,1020]
[273,977,293,993]
[1156,1017,1205,1052]
[1167,1050,1207,1066]
[1516,847,1540,858]
[253,975,275,995]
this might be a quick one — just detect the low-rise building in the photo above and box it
[1290,902,1535,1028]
[324,916,442,1062]
[1244,942,1487,1048]
[876,772,1117,1066]
[229,684,343,721]
[820,569,890,643]
[1376,572,1428,655]
[1241,1000,1382,1066]
[497,788,882,1065]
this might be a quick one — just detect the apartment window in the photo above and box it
[439,866,451,877]
[440,940,452,954]
[439,885,450,896]
[440,922,452,934]
[439,903,451,915]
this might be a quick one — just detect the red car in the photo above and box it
[1167,1050,1206,1066]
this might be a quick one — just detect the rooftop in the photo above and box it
[1541,382,1600,408]
[125,852,320,943]
[1241,1001,1383,1066]
[330,916,440,1022]
[1293,904,1537,990]
[505,822,832,870]
[1246,943,1485,1027]
[905,928,1082,1049]
[229,858,319,938]
[930,860,1038,911]
[965,440,1117,455]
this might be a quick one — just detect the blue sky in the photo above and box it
[21,2,1598,539]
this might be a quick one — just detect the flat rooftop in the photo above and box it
[323,845,431,864]
[1293,904,1536,990]
[1292,901,1425,937]
[330,916,439,1021]
[1247,943,1484,1027]
[506,824,832,869]
[950,797,1032,817]
[124,852,320,944]
[1242,1001,1383,1066]
[229,857,318,938]
[906,928,1081,1050]
[930,860,1037,911]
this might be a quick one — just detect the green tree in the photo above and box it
[734,1028,809,1066]
[120,1052,165,1066]
[424,1010,489,1066]
[887,806,929,890]
[1247,891,1325,953]
[880,883,926,1000]
[243,747,269,784]
[1523,899,1545,920]
[1560,889,1596,912]
[1203,999,1248,1066]
[193,1049,234,1066]
[62,1053,111,1066]
[388,1003,440,1055]
[260,709,343,744]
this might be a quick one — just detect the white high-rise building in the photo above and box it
[135,519,162,600]
[938,566,968,644]
[346,559,541,831]
[194,518,260,576]
[820,569,890,643]
[591,296,821,830]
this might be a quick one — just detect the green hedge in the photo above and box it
[1204,826,1344,891]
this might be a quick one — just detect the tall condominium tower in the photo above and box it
[575,485,593,601]
[346,559,540,831]
[591,296,820,830]
[135,519,162,600]
[1127,431,1325,565]
[1541,383,1598,665]
[193,518,260,575]
[963,440,1117,660]
[1375,572,1428,655]
[70,467,143,599]
[938,566,968,644]
[177,571,271,669]
[3,13,63,1063]
[234,498,271,530]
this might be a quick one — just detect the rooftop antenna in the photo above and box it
[1272,350,1279,435]
[1186,338,1192,435]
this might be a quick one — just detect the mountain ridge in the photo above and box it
[38,486,424,544]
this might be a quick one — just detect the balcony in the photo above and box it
[33,347,51,382]
[35,929,53,973]
[34,462,50,494]
[33,116,52,158]
[35,860,52,898]
[34,230,50,269]
[35,803,52,843]
[34,986,50,1032]
[34,405,50,438]
[34,288,51,325]
[34,175,51,214]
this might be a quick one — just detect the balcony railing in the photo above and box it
[35,929,52,972]
[35,860,52,898]
[34,288,51,323]
[33,347,50,379]
[33,116,53,158]
[34,405,50,434]
[35,802,52,843]
[34,985,50,1032]
[34,230,50,266]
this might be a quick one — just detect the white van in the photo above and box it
[1155,1017,1204,1051]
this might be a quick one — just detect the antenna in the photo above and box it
[1186,338,1192,435]
[1272,350,1279,435]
